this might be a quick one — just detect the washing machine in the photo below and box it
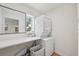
[41,37,54,56]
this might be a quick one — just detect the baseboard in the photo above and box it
[52,52,61,56]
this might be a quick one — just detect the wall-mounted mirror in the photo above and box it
[25,14,35,36]
[0,5,26,34]
[5,18,19,33]
[26,15,35,33]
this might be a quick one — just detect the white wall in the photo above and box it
[46,4,78,56]
[78,4,79,56]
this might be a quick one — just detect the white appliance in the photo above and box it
[42,37,54,56]
[35,15,53,56]
[35,15,52,37]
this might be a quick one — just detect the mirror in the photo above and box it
[25,14,35,37]
[5,18,19,33]
[26,15,34,32]
[0,5,26,34]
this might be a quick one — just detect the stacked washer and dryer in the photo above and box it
[34,15,54,56]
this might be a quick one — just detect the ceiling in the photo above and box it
[25,3,63,14]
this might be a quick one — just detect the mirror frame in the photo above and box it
[0,5,26,35]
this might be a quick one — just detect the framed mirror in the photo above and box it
[0,5,26,34]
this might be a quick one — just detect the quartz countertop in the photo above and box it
[0,37,41,49]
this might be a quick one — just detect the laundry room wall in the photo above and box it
[46,3,78,56]
[77,3,79,56]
